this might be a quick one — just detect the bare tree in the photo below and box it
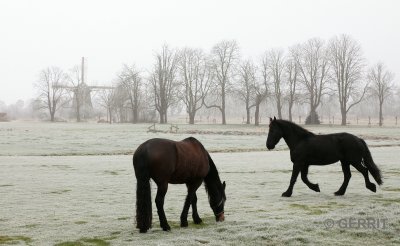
[252,56,271,126]
[368,62,395,126]
[34,67,69,121]
[149,44,179,124]
[118,64,142,123]
[205,40,239,125]
[294,38,330,124]
[285,51,300,122]
[97,87,115,124]
[236,59,257,124]
[178,48,212,124]
[328,34,367,125]
[113,84,129,123]
[254,74,268,126]
[265,49,285,119]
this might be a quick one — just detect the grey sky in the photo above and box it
[0,0,399,105]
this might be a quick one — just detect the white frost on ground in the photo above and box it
[1,122,400,156]
[1,148,399,245]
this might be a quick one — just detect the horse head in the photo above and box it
[266,116,282,150]
[213,181,226,222]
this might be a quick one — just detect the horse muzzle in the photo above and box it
[216,212,225,222]
[266,143,275,150]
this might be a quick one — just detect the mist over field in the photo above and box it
[0,1,399,126]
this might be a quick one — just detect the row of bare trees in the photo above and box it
[34,67,71,122]
[34,34,396,125]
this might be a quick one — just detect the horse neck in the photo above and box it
[279,121,313,150]
[204,155,222,205]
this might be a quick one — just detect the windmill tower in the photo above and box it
[54,57,114,122]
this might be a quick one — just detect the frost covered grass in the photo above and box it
[0,122,399,156]
[1,150,400,245]
[0,122,399,245]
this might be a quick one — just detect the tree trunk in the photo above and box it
[379,102,383,126]
[277,98,282,119]
[221,109,226,125]
[221,92,226,125]
[341,108,347,126]
[309,106,318,124]
[188,111,195,124]
[159,111,165,124]
[76,103,81,122]
[164,111,168,124]
[288,103,293,122]
[246,107,251,124]
[132,107,138,124]
[108,107,112,124]
[254,103,260,126]
[307,95,317,124]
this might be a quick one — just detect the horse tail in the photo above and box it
[360,139,383,185]
[133,149,152,233]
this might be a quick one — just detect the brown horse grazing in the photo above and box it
[133,137,226,233]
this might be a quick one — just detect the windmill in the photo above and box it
[54,57,114,121]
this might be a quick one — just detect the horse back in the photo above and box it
[135,137,209,184]
[292,132,365,165]
[172,137,210,183]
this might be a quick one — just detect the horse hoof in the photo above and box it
[282,191,292,197]
[193,218,203,224]
[334,191,344,196]
[139,228,148,233]
[162,225,171,231]
[367,183,376,192]
[180,221,188,227]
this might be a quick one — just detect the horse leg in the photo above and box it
[301,165,320,192]
[351,161,376,192]
[180,191,194,227]
[180,181,202,227]
[155,183,170,231]
[282,164,301,197]
[335,162,351,196]
[191,193,202,224]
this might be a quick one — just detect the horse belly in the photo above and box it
[307,156,340,165]
[169,160,208,184]
[305,147,342,165]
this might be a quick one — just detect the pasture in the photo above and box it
[0,122,399,245]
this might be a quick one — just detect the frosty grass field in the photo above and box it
[1,122,399,245]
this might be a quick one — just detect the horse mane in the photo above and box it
[181,137,223,206]
[276,119,315,138]
[204,153,223,207]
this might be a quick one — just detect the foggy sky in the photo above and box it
[0,0,399,105]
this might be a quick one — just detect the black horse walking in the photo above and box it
[133,137,226,233]
[266,117,382,197]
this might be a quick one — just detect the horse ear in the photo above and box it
[223,181,226,190]
[274,116,276,121]
[269,117,273,122]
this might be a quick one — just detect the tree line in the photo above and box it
[33,34,397,126]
